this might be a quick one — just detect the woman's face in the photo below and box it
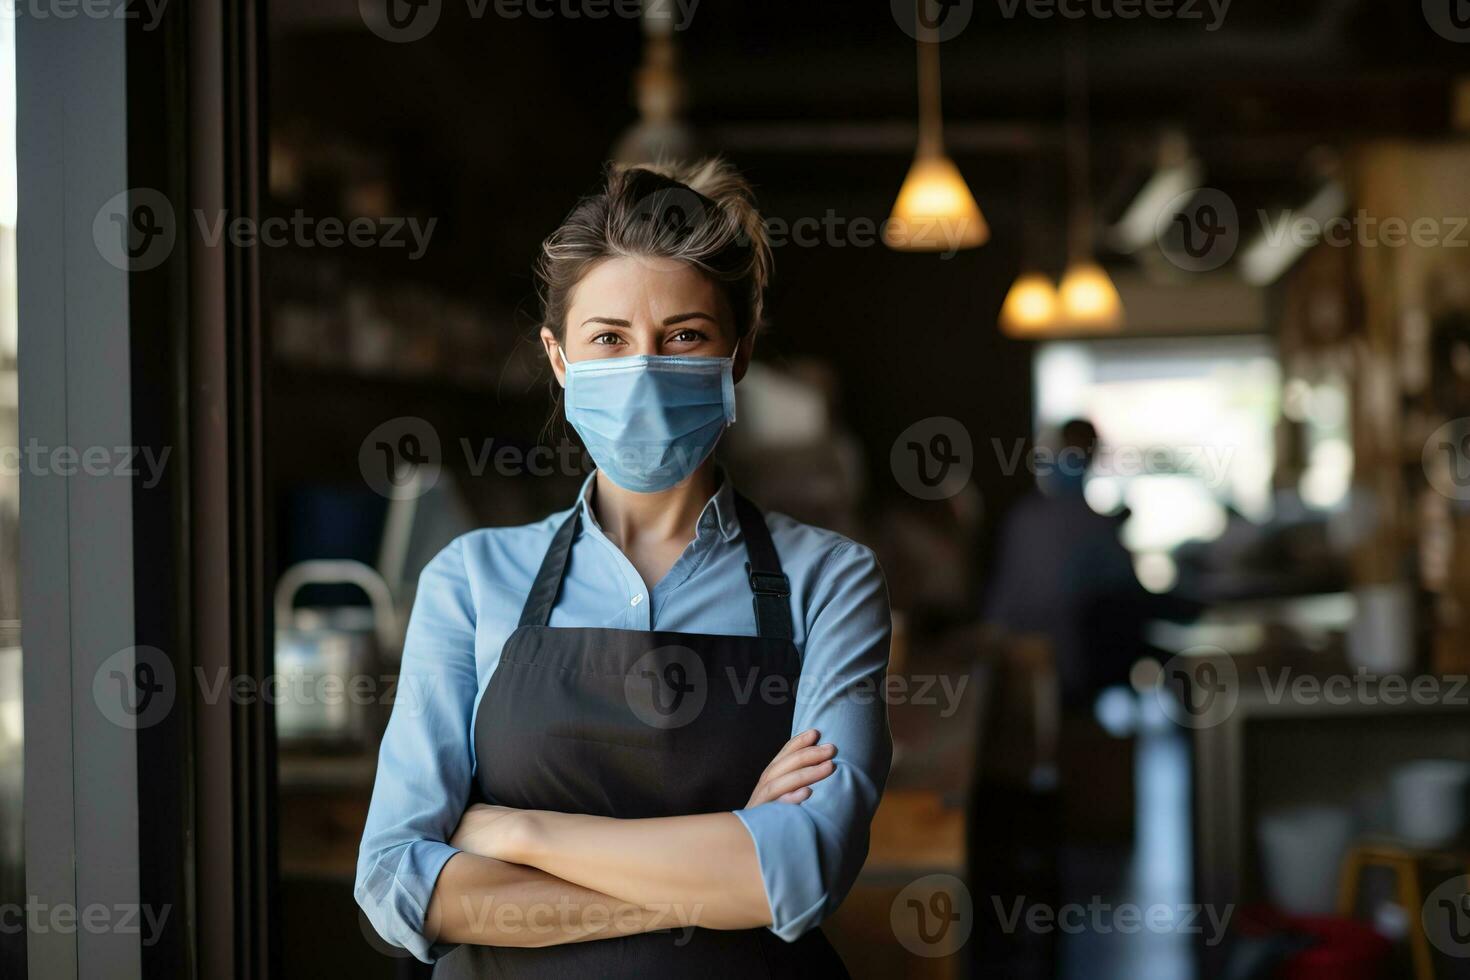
[541,255,752,387]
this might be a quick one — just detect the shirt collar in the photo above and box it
[706,470,741,541]
[576,468,740,542]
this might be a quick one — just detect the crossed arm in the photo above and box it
[425,730,838,947]
[356,535,893,961]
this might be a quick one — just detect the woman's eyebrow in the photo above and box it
[578,312,719,329]
[662,311,719,326]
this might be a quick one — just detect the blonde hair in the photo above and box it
[537,158,772,340]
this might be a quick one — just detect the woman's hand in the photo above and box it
[451,803,530,861]
[745,729,837,808]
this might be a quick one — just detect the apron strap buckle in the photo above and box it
[747,567,790,597]
[734,492,795,641]
[746,562,794,642]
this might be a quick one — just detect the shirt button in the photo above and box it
[630,594,643,606]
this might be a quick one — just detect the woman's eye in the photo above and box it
[670,329,707,344]
[591,332,624,345]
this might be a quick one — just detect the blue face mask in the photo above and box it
[560,349,737,493]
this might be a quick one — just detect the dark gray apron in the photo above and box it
[433,492,849,979]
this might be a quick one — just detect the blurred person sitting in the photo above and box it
[983,419,1179,712]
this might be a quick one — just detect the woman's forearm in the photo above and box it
[426,851,702,948]
[488,810,771,931]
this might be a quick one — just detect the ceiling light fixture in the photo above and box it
[611,4,695,165]
[884,6,988,253]
[1000,272,1061,336]
[1057,39,1121,330]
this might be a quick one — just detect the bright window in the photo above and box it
[1035,335,1281,591]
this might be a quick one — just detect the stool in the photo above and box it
[1336,839,1470,980]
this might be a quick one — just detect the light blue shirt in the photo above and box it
[355,473,893,963]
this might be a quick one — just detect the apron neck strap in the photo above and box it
[517,507,582,629]
[517,489,794,641]
[732,491,793,641]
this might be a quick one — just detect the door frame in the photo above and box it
[17,4,272,978]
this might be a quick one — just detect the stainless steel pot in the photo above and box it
[273,560,399,749]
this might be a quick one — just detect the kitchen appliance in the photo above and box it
[274,559,399,749]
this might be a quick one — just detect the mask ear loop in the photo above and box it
[557,345,575,396]
[721,352,737,425]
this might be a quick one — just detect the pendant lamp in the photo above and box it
[1000,272,1061,336]
[884,9,988,252]
[612,5,695,165]
[1057,40,1121,330]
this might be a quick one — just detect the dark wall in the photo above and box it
[262,0,1459,583]
[264,7,1038,543]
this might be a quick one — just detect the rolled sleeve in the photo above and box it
[734,541,893,940]
[355,535,480,963]
[356,839,460,960]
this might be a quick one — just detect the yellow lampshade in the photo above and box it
[1058,260,1123,330]
[999,273,1060,336]
[883,154,990,252]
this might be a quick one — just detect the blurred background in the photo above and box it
[261,2,1470,979]
[11,1,1470,978]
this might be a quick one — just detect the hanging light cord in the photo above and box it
[1066,34,1093,262]
[916,4,943,156]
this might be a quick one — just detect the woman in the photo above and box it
[355,160,892,978]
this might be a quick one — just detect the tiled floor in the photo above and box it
[1060,704,1198,980]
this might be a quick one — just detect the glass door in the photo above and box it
[0,10,21,976]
